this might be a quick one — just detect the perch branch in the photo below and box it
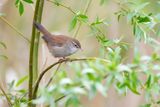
[32,57,110,99]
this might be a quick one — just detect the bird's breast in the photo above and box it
[47,45,78,57]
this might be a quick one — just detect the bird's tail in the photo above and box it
[33,21,51,36]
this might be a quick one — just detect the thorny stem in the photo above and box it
[0,17,30,43]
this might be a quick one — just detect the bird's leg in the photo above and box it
[58,57,70,63]
[58,57,66,62]
[58,58,64,62]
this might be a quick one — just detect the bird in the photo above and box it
[33,22,81,59]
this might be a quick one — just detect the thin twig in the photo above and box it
[0,17,30,43]
[74,0,92,38]
[0,85,12,107]
[46,63,62,87]
[47,0,76,14]
[55,95,66,103]
[21,57,109,100]
[32,57,110,99]
[47,0,92,38]
[47,0,107,38]
[41,57,48,71]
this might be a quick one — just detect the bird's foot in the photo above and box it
[58,57,70,62]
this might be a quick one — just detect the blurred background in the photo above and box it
[0,0,159,107]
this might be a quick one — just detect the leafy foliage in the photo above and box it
[115,1,160,42]
[69,12,88,31]
[15,0,33,15]
[3,0,160,107]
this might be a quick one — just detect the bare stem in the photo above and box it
[0,85,12,107]
[47,0,76,14]
[0,17,30,43]
[46,63,62,87]
[28,0,44,106]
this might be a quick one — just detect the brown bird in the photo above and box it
[33,22,81,58]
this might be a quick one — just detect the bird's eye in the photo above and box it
[74,44,78,48]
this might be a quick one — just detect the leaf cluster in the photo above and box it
[15,0,33,15]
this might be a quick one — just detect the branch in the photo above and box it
[0,85,12,107]
[45,63,62,87]
[73,0,92,38]
[0,17,30,43]
[28,0,44,106]
[47,0,76,14]
[32,57,110,99]
[47,0,92,38]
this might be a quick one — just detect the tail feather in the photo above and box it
[33,21,51,36]
[42,35,52,43]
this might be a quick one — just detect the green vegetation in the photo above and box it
[0,0,160,107]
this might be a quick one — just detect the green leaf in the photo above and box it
[77,14,88,22]
[60,78,73,85]
[8,80,15,91]
[65,96,80,107]
[117,14,121,21]
[22,0,33,3]
[91,17,103,26]
[0,55,8,60]
[19,2,24,15]
[140,104,151,107]
[95,82,106,96]
[16,75,28,87]
[17,89,27,94]
[69,16,77,31]
[100,0,108,5]
[145,75,152,88]
[126,82,140,95]
[133,24,147,41]
[15,0,20,6]
[137,16,151,23]
[71,87,86,94]
[0,42,7,49]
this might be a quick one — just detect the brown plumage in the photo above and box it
[33,22,81,58]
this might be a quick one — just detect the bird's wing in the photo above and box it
[47,35,71,47]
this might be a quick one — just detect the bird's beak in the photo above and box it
[80,48,83,51]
